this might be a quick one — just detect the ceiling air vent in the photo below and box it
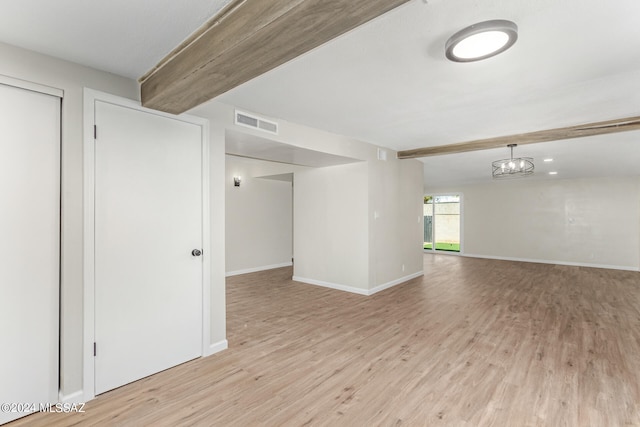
[235,110,279,135]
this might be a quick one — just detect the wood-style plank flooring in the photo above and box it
[10,255,640,426]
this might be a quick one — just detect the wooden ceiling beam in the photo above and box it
[397,115,640,159]
[140,0,412,115]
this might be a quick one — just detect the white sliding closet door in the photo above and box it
[0,83,60,424]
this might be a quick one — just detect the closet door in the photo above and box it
[0,83,60,424]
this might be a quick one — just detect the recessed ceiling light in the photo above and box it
[543,158,554,162]
[445,20,518,62]
[549,171,558,175]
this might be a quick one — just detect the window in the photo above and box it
[424,194,461,253]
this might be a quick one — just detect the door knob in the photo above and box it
[191,249,202,257]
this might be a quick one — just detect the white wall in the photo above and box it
[207,126,227,358]
[426,176,640,270]
[369,156,424,288]
[294,162,371,291]
[226,155,308,275]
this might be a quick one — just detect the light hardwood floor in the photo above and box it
[9,255,640,426]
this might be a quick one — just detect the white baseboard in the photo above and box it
[205,339,228,357]
[463,253,640,272]
[59,389,85,404]
[293,271,424,296]
[370,271,424,295]
[424,249,461,256]
[226,262,292,277]
[57,341,229,407]
[292,276,369,295]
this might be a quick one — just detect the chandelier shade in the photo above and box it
[492,144,534,179]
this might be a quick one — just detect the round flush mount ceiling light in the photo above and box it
[445,20,518,62]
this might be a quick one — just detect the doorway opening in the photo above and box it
[424,194,461,253]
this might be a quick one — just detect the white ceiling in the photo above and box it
[1,0,639,186]
[0,0,231,79]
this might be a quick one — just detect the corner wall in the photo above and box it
[293,162,371,292]
[193,101,425,294]
[369,155,424,290]
[226,155,308,275]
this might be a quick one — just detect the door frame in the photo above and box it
[82,88,211,401]
[0,73,63,98]
[423,193,464,255]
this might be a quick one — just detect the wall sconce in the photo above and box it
[233,176,242,187]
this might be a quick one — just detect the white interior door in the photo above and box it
[0,84,60,424]
[94,101,203,395]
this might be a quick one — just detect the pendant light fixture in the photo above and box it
[492,144,534,178]
[445,20,518,62]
